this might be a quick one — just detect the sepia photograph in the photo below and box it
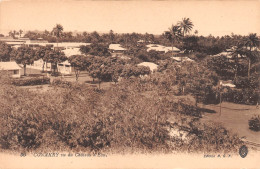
[0,0,259,168]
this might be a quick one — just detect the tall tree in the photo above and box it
[44,49,67,73]
[52,24,64,45]
[68,55,90,81]
[109,30,115,43]
[11,46,36,76]
[178,17,194,37]
[0,42,13,62]
[231,47,240,82]
[13,30,17,38]
[165,24,182,57]
[19,29,23,38]
[90,31,100,43]
[35,46,52,72]
[243,33,259,78]
[8,31,14,38]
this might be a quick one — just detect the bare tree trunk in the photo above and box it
[98,80,101,89]
[42,62,45,73]
[24,64,26,76]
[248,58,251,79]
[248,47,252,79]
[171,40,174,57]
[234,64,238,82]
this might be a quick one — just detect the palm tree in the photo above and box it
[231,46,242,82]
[19,29,23,38]
[165,24,182,57]
[178,17,194,37]
[52,24,64,46]
[243,33,259,78]
[13,30,16,37]
[8,31,14,38]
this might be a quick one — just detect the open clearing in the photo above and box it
[200,102,260,143]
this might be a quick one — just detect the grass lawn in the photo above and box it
[200,102,260,144]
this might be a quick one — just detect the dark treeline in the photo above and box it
[6,24,253,57]
[21,30,247,55]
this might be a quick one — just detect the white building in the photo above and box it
[57,48,82,74]
[146,44,180,53]
[57,60,74,75]
[0,62,22,78]
[27,59,52,72]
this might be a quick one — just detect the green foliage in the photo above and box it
[68,55,90,80]
[51,79,73,88]
[222,88,259,105]
[12,77,50,86]
[0,74,242,153]
[0,42,12,61]
[234,74,259,89]
[121,64,151,78]
[51,24,64,39]
[11,46,35,66]
[186,122,242,153]
[44,50,67,66]
[80,43,111,57]
[206,55,235,80]
[178,17,194,37]
[248,115,260,132]
[182,35,199,52]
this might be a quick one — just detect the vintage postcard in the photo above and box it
[0,0,259,168]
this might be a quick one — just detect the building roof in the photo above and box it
[0,62,22,70]
[24,42,91,48]
[137,62,158,72]
[213,51,244,59]
[0,37,25,42]
[171,57,194,62]
[146,44,180,53]
[109,44,126,51]
[5,41,25,45]
[56,42,91,48]
[62,48,82,57]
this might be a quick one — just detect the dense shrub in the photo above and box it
[0,75,243,154]
[187,122,242,153]
[51,79,73,88]
[248,115,260,132]
[234,75,259,89]
[12,77,50,86]
[222,88,259,105]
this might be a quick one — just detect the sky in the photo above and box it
[0,0,259,36]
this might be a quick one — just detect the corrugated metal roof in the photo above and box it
[146,44,180,53]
